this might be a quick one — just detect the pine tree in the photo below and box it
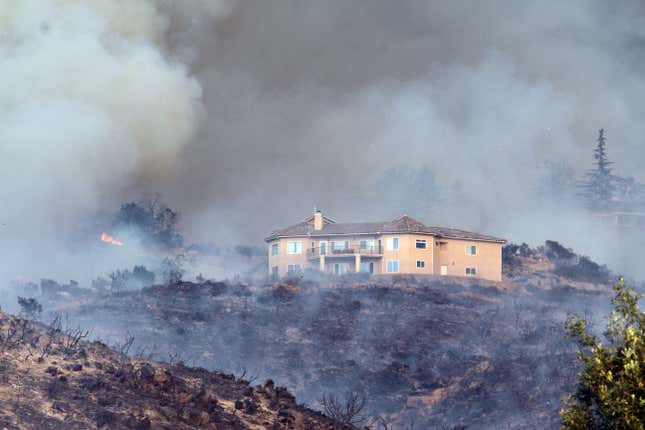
[578,129,616,211]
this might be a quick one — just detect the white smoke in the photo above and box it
[0,0,215,281]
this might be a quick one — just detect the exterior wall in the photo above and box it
[268,233,502,281]
[267,237,311,277]
[380,233,434,275]
[432,238,502,281]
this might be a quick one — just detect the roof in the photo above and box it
[265,215,506,243]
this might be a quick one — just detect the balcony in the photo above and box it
[307,241,383,259]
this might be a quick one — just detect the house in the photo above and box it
[265,211,506,281]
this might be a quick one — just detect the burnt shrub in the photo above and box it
[544,240,576,261]
[554,256,611,284]
[17,297,43,320]
[502,242,537,266]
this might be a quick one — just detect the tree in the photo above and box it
[112,194,183,250]
[160,256,185,284]
[578,129,616,211]
[17,297,43,320]
[561,276,645,429]
[132,265,155,287]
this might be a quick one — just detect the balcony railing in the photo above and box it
[307,241,383,258]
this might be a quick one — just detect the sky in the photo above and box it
[2,0,645,281]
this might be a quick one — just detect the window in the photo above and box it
[287,264,302,274]
[360,239,375,250]
[465,245,477,255]
[320,241,327,255]
[271,266,279,278]
[386,237,399,251]
[386,260,399,273]
[287,241,303,254]
[271,243,279,256]
[331,240,350,252]
[465,267,476,276]
[416,260,425,269]
[416,239,427,249]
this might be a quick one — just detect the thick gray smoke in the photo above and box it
[2,1,645,282]
[167,1,645,276]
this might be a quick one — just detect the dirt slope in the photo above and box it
[0,312,352,430]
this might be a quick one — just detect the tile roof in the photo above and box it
[265,215,506,243]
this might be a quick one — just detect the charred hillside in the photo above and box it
[24,241,619,429]
[0,312,354,430]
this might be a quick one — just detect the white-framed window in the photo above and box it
[386,260,399,273]
[287,241,303,254]
[287,264,302,274]
[415,239,427,249]
[465,244,477,256]
[465,267,476,276]
[386,237,399,251]
[319,241,327,255]
[271,266,279,278]
[416,260,425,268]
[271,243,279,256]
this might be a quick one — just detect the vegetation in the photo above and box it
[17,296,43,320]
[578,129,615,211]
[108,265,156,291]
[112,194,183,250]
[561,276,645,429]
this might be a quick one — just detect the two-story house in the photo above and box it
[265,211,506,281]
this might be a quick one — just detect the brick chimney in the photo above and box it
[314,210,324,230]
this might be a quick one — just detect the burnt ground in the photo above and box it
[0,312,357,430]
[11,242,621,429]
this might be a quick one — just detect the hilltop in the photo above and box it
[8,241,620,429]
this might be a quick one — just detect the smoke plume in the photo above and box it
[3,1,645,281]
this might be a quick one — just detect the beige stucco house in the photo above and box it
[265,211,506,281]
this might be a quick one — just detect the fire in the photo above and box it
[101,232,124,246]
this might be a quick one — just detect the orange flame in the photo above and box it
[101,232,124,247]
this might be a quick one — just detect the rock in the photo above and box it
[137,363,155,382]
[197,411,211,427]
[71,363,83,372]
[52,401,67,413]
[153,368,172,387]
[46,366,59,376]
[234,399,244,410]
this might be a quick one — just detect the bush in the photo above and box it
[553,256,611,284]
[17,297,43,320]
[544,240,576,261]
[561,276,645,428]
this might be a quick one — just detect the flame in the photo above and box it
[101,232,124,246]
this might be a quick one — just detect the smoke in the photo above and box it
[0,0,215,281]
[3,1,645,282]
[166,1,645,275]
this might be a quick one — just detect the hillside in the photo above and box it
[9,241,621,429]
[0,312,354,430]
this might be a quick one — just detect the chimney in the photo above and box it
[314,210,324,230]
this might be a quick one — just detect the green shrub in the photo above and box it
[561,276,645,429]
